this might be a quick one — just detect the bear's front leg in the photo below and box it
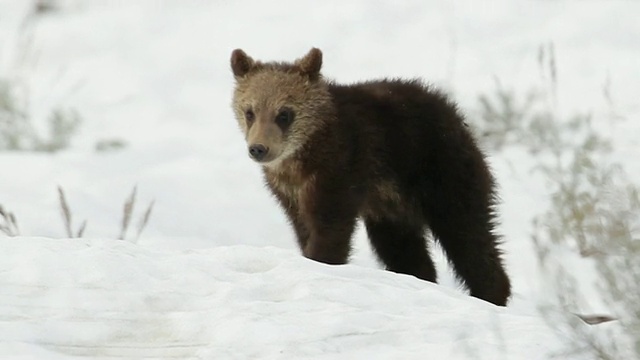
[298,178,358,265]
[269,188,311,251]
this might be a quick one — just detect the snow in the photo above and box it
[1,237,562,359]
[1,0,638,358]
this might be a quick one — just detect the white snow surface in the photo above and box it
[1,237,560,360]
[0,0,638,359]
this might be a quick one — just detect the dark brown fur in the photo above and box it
[230,48,511,306]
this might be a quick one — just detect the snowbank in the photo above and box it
[1,237,562,359]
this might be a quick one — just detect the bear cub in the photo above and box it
[230,48,511,306]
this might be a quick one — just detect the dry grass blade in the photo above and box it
[0,204,20,236]
[0,206,8,235]
[119,186,137,240]
[8,212,19,235]
[134,200,155,242]
[57,186,73,238]
[76,219,87,238]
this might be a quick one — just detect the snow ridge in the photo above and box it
[1,237,560,359]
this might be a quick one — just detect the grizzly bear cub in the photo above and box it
[230,48,511,306]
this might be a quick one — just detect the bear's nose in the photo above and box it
[248,144,269,161]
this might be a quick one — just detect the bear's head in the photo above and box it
[230,48,332,167]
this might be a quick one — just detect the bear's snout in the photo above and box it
[248,144,269,162]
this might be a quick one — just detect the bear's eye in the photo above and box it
[275,108,295,130]
[245,109,255,123]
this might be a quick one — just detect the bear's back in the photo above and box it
[325,79,470,178]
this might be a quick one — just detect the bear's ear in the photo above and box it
[295,48,322,81]
[231,49,255,78]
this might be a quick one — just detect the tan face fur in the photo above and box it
[230,48,332,168]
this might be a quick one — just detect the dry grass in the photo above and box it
[0,3,81,153]
[118,186,155,242]
[477,44,639,359]
[135,200,155,243]
[0,205,20,236]
[2,186,154,241]
[57,186,87,238]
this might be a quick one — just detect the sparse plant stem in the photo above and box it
[118,186,155,242]
[4,186,154,241]
[1,5,81,153]
[119,186,137,240]
[478,48,639,358]
[134,200,155,243]
[57,186,88,238]
[0,205,20,236]
[57,186,73,237]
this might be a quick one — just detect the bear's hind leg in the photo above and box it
[428,213,511,306]
[364,217,437,282]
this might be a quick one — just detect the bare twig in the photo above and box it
[134,200,155,242]
[119,186,136,240]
